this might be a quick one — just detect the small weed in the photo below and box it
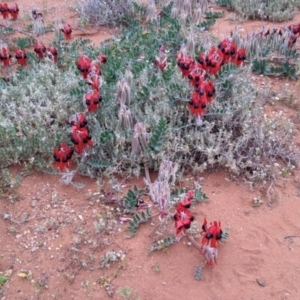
[74,0,132,27]
[194,265,203,281]
[117,286,140,300]
[152,264,161,274]
[148,236,178,252]
[100,250,126,269]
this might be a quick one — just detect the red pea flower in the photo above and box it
[70,125,93,154]
[86,73,100,91]
[0,47,12,67]
[88,62,101,76]
[174,190,195,235]
[288,24,300,35]
[67,112,87,128]
[47,46,58,63]
[77,54,91,79]
[15,48,27,66]
[187,90,208,118]
[201,218,223,249]
[84,90,102,112]
[204,80,216,103]
[187,65,206,88]
[0,3,9,19]
[218,38,237,64]
[233,48,246,66]
[34,40,46,59]
[174,204,194,235]
[177,52,195,78]
[197,52,207,70]
[205,46,224,76]
[8,3,19,20]
[61,24,72,40]
[180,189,194,208]
[53,142,74,171]
[200,218,223,265]
[97,53,107,64]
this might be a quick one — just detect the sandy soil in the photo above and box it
[1,1,300,300]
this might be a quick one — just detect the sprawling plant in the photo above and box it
[216,0,300,22]
[73,0,133,26]
[0,2,298,184]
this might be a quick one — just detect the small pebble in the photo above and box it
[256,278,266,287]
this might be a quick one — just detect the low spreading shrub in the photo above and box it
[216,0,300,22]
[0,1,298,187]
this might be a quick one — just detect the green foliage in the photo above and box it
[148,236,178,252]
[270,61,297,79]
[204,11,225,19]
[127,208,151,237]
[148,118,167,152]
[99,250,125,269]
[194,266,203,281]
[171,188,209,203]
[117,286,140,300]
[215,0,230,7]
[221,227,230,243]
[0,26,15,34]
[73,0,133,27]
[197,18,216,31]
[222,0,299,22]
[252,59,297,79]
[124,185,146,211]
[16,37,35,49]
[194,189,209,202]
[252,59,269,75]
[0,275,9,286]
[0,168,22,196]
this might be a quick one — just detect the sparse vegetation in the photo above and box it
[216,0,300,21]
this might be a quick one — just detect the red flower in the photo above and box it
[8,3,19,20]
[205,47,224,76]
[187,90,208,118]
[70,125,93,154]
[233,48,246,66]
[200,218,223,265]
[0,3,9,19]
[84,90,102,112]
[201,218,223,249]
[187,65,206,88]
[89,62,101,75]
[174,204,194,235]
[97,53,107,64]
[15,49,27,66]
[197,52,207,69]
[204,80,215,103]
[86,73,100,91]
[180,189,194,208]
[47,46,58,63]
[86,62,101,90]
[288,24,300,35]
[67,112,87,128]
[77,55,91,79]
[177,52,195,78]
[34,41,46,59]
[0,47,12,67]
[53,142,74,171]
[218,38,237,64]
[61,24,72,40]
[174,190,195,235]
